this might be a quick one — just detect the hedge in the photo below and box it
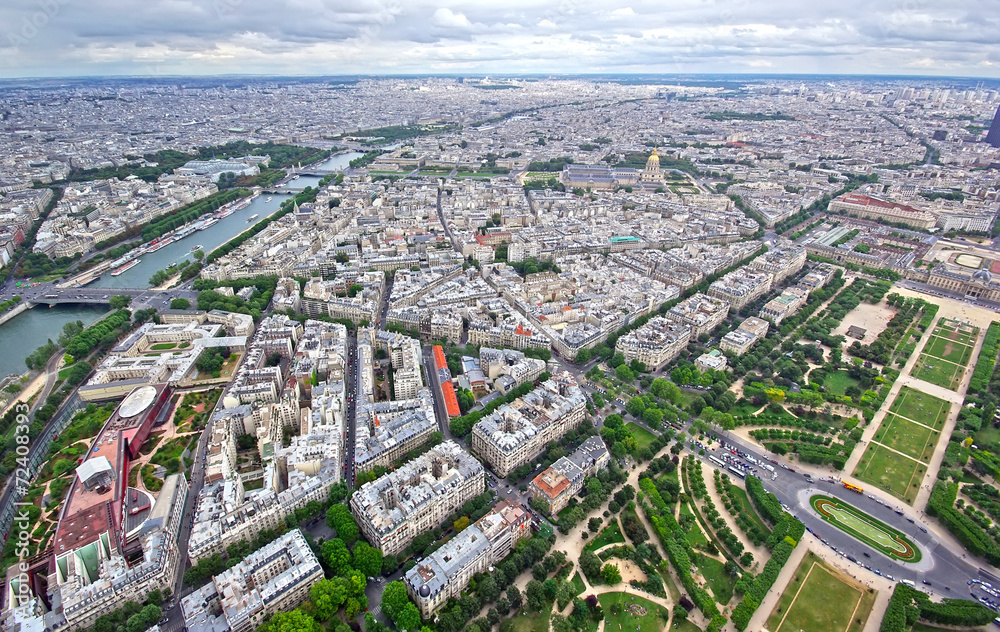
[732,535,799,630]
[880,582,993,631]
[926,480,1000,566]
[969,321,1000,395]
[639,478,720,620]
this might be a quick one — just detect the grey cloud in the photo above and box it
[0,0,997,77]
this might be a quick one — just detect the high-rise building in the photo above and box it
[987,104,1000,148]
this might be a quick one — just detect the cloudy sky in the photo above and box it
[1,0,998,78]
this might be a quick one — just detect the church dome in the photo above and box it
[647,148,660,163]
[973,268,992,283]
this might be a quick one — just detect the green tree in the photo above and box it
[601,563,622,585]
[615,364,635,383]
[326,504,359,542]
[382,581,410,621]
[352,541,383,578]
[170,297,191,310]
[396,603,422,632]
[625,396,646,418]
[322,538,351,575]
[642,407,663,428]
[310,579,348,620]
[109,294,132,310]
[258,610,322,632]
[526,580,546,611]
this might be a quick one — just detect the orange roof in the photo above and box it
[441,381,461,417]
[530,469,571,500]
[433,345,447,371]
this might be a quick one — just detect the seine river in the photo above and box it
[0,150,363,377]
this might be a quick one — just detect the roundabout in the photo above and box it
[810,494,922,563]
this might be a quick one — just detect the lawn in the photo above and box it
[728,485,771,536]
[679,502,709,549]
[822,370,862,397]
[570,572,586,599]
[509,601,552,632]
[695,553,735,604]
[584,520,626,552]
[934,318,979,346]
[731,400,763,417]
[669,620,703,632]
[626,423,657,451]
[598,592,669,632]
[766,552,876,632]
[150,435,194,474]
[150,342,176,351]
[810,495,921,562]
[911,354,964,390]
[889,386,950,430]
[853,443,925,504]
[873,414,938,463]
[923,335,974,365]
[974,425,1000,452]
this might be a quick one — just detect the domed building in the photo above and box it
[641,147,663,182]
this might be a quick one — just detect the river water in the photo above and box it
[90,192,294,289]
[0,150,365,377]
[0,304,107,377]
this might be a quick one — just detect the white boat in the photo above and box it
[110,259,141,276]
[191,245,203,253]
[247,213,259,222]
[266,197,272,202]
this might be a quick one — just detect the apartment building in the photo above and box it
[405,502,530,618]
[471,372,587,477]
[664,293,730,338]
[181,530,323,632]
[758,286,809,324]
[614,316,692,371]
[478,347,546,392]
[719,317,769,356]
[707,267,774,311]
[528,436,610,514]
[748,242,806,284]
[351,441,485,556]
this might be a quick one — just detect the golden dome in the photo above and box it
[647,148,660,163]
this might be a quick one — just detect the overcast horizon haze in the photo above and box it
[1,0,999,80]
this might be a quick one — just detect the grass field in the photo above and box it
[911,354,965,390]
[680,502,709,548]
[509,602,552,632]
[823,370,862,397]
[727,484,771,535]
[811,495,921,562]
[584,520,626,552]
[766,552,876,632]
[889,386,950,430]
[598,593,669,632]
[695,553,735,604]
[669,620,703,632]
[934,318,978,345]
[923,334,974,365]
[853,443,925,504]
[873,414,939,463]
[626,422,658,450]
